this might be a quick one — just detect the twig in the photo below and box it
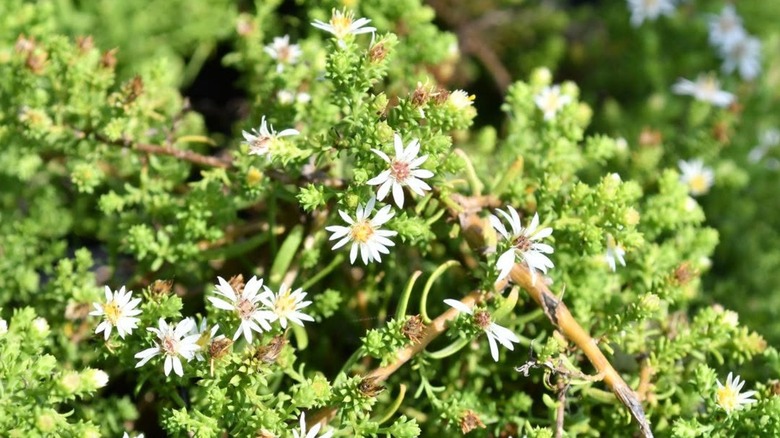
[556,378,568,438]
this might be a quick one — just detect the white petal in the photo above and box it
[443,298,473,315]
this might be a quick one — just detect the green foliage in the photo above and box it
[1,0,779,437]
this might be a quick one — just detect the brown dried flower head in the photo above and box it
[411,82,430,108]
[15,34,36,54]
[209,337,233,360]
[459,410,486,434]
[255,335,287,364]
[368,41,388,63]
[76,36,94,53]
[228,274,245,296]
[100,48,118,69]
[358,376,385,398]
[26,52,47,74]
[402,314,425,344]
[150,279,174,296]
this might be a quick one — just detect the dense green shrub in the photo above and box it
[1,0,778,437]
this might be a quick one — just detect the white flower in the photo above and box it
[123,433,145,438]
[489,208,554,283]
[627,0,676,27]
[32,317,49,335]
[367,134,433,208]
[720,35,761,81]
[242,116,300,157]
[534,85,572,121]
[749,128,780,163]
[293,412,333,438]
[311,9,375,42]
[134,318,201,377]
[716,372,757,414]
[208,276,275,344]
[678,159,714,196]
[86,369,109,388]
[325,196,398,265]
[672,74,735,107]
[259,285,314,329]
[605,236,626,272]
[185,317,222,361]
[444,299,521,362]
[277,90,310,105]
[264,35,302,73]
[0,318,7,336]
[708,5,746,49]
[90,286,142,340]
[447,90,474,110]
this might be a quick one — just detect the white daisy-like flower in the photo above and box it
[325,196,397,265]
[605,235,627,272]
[123,432,145,438]
[293,412,334,438]
[134,318,201,377]
[489,207,554,284]
[708,5,746,49]
[534,85,572,121]
[185,317,222,361]
[208,276,275,344]
[627,0,676,27]
[447,89,474,110]
[32,317,49,335]
[672,74,735,108]
[86,369,109,388]
[444,299,521,362]
[716,372,757,414]
[720,35,761,81]
[90,286,142,340]
[311,9,375,43]
[259,284,314,329]
[0,318,7,336]
[678,159,714,196]
[367,134,433,208]
[264,35,302,73]
[749,128,780,163]
[242,116,300,157]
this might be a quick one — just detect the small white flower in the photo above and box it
[605,236,626,272]
[123,432,145,438]
[678,159,714,196]
[242,116,300,157]
[708,5,746,49]
[325,196,398,265]
[720,35,761,81]
[447,90,474,110]
[208,276,275,344]
[90,286,142,340]
[134,318,201,377]
[627,0,676,27]
[32,317,50,335]
[260,285,314,329]
[672,74,735,107]
[367,134,433,208]
[87,369,109,388]
[444,299,521,362]
[311,9,375,43]
[185,317,222,361]
[716,372,757,414]
[0,318,7,336]
[293,412,333,438]
[489,207,554,283]
[749,128,780,163]
[264,35,302,73]
[534,85,572,121]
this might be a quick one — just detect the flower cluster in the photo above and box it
[708,5,761,81]
[208,276,315,342]
[90,278,315,377]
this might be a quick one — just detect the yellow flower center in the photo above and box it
[689,173,710,194]
[716,386,738,412]
[330,12,354,39]
[274,292,296,316]
[196,331,211,349]
[350,221,374,243]
[103,302,121,325]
